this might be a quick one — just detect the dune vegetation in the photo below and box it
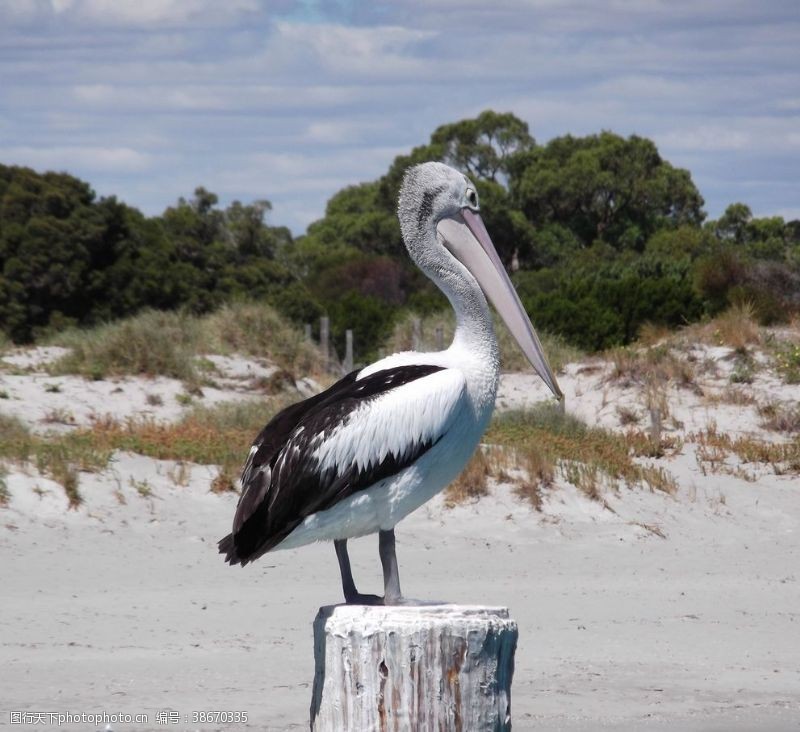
[46,302,325,383]
[2,111,798,366]
[2,111,800,514]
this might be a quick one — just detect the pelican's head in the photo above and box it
[398,161,562,400]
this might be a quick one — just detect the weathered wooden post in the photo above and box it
[435,326,444,352]
[310,605,518,731]
[304,323,312,341]
[320,316,330,371]
[344,329,354,373]
[411,317,422,351]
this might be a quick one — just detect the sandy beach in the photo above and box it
[2,342,799,731]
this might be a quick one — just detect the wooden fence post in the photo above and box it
[435,326,444,351]
[344,329,354,373]
[320,316,330,371]
[412,317,422,351]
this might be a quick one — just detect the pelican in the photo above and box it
[219,162,562,604]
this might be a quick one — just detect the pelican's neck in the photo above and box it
[441,265,497,357]
[407,225,500,411]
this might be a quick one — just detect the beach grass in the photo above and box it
[46,302,324,384]
[446,402,679,508]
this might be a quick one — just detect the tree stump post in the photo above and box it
[310,605,518,731]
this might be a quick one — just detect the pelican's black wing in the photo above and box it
[218,364,456,565]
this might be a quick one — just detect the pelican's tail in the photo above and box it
[218,533,246,566]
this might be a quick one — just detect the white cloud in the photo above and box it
[69,83,370,114]
[0,0,260,27]
[658,126,751,152]
[209,145,407,231]
[0,1,798,232]
[0,145,153,173]
[273,21,435,77]
[304,118,394,145]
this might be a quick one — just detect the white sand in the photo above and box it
[0,350,320,433]
[1,343,799,730]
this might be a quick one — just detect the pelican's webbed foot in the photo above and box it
[344,591,384,606]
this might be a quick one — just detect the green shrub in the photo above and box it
[50,310,201,381]
[201,301,322,375]
[517,255,704,352]
[47,302,324,381]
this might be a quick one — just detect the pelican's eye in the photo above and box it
[465,188,479,209]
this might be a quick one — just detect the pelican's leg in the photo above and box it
[379,529,403,604]
[380,529,442,605]
[334,539,382,605]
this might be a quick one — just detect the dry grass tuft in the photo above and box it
[679,303,763,352]
[42,408,76,426]
[512,443,556,510]
[487,403,678,500]
[691,422,800,476]
[637,322,673,347]
[758,402,800,433]
[0,466,9,507]
[0,414,34,463]
[708,302,761,351]
[84,397,287,486]
[210,469,238,494]
[607,344,696,390]
[624,430,684,459]
[0,396,287,505]
[704,387,756,407]
[444,448,492,507]
[0,414,106,507]
[630,520,667,538]
[616,405,641,426]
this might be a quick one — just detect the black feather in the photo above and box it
[218,364,445,565]
[417,185,445,228]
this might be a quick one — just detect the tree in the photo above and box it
[512,132,706,250]
[712,203,751,244]
[225,199,273,257]
[430,110,535,182]
[303,182,402,258]
[379,111,533,207]
[0,165,102,339]
[160,186,225,262]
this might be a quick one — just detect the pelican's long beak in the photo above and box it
[437,208,563,400]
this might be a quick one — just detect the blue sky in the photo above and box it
[1,0,798,234]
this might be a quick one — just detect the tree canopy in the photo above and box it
[2,111,798,358]
[0,166,297,341]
